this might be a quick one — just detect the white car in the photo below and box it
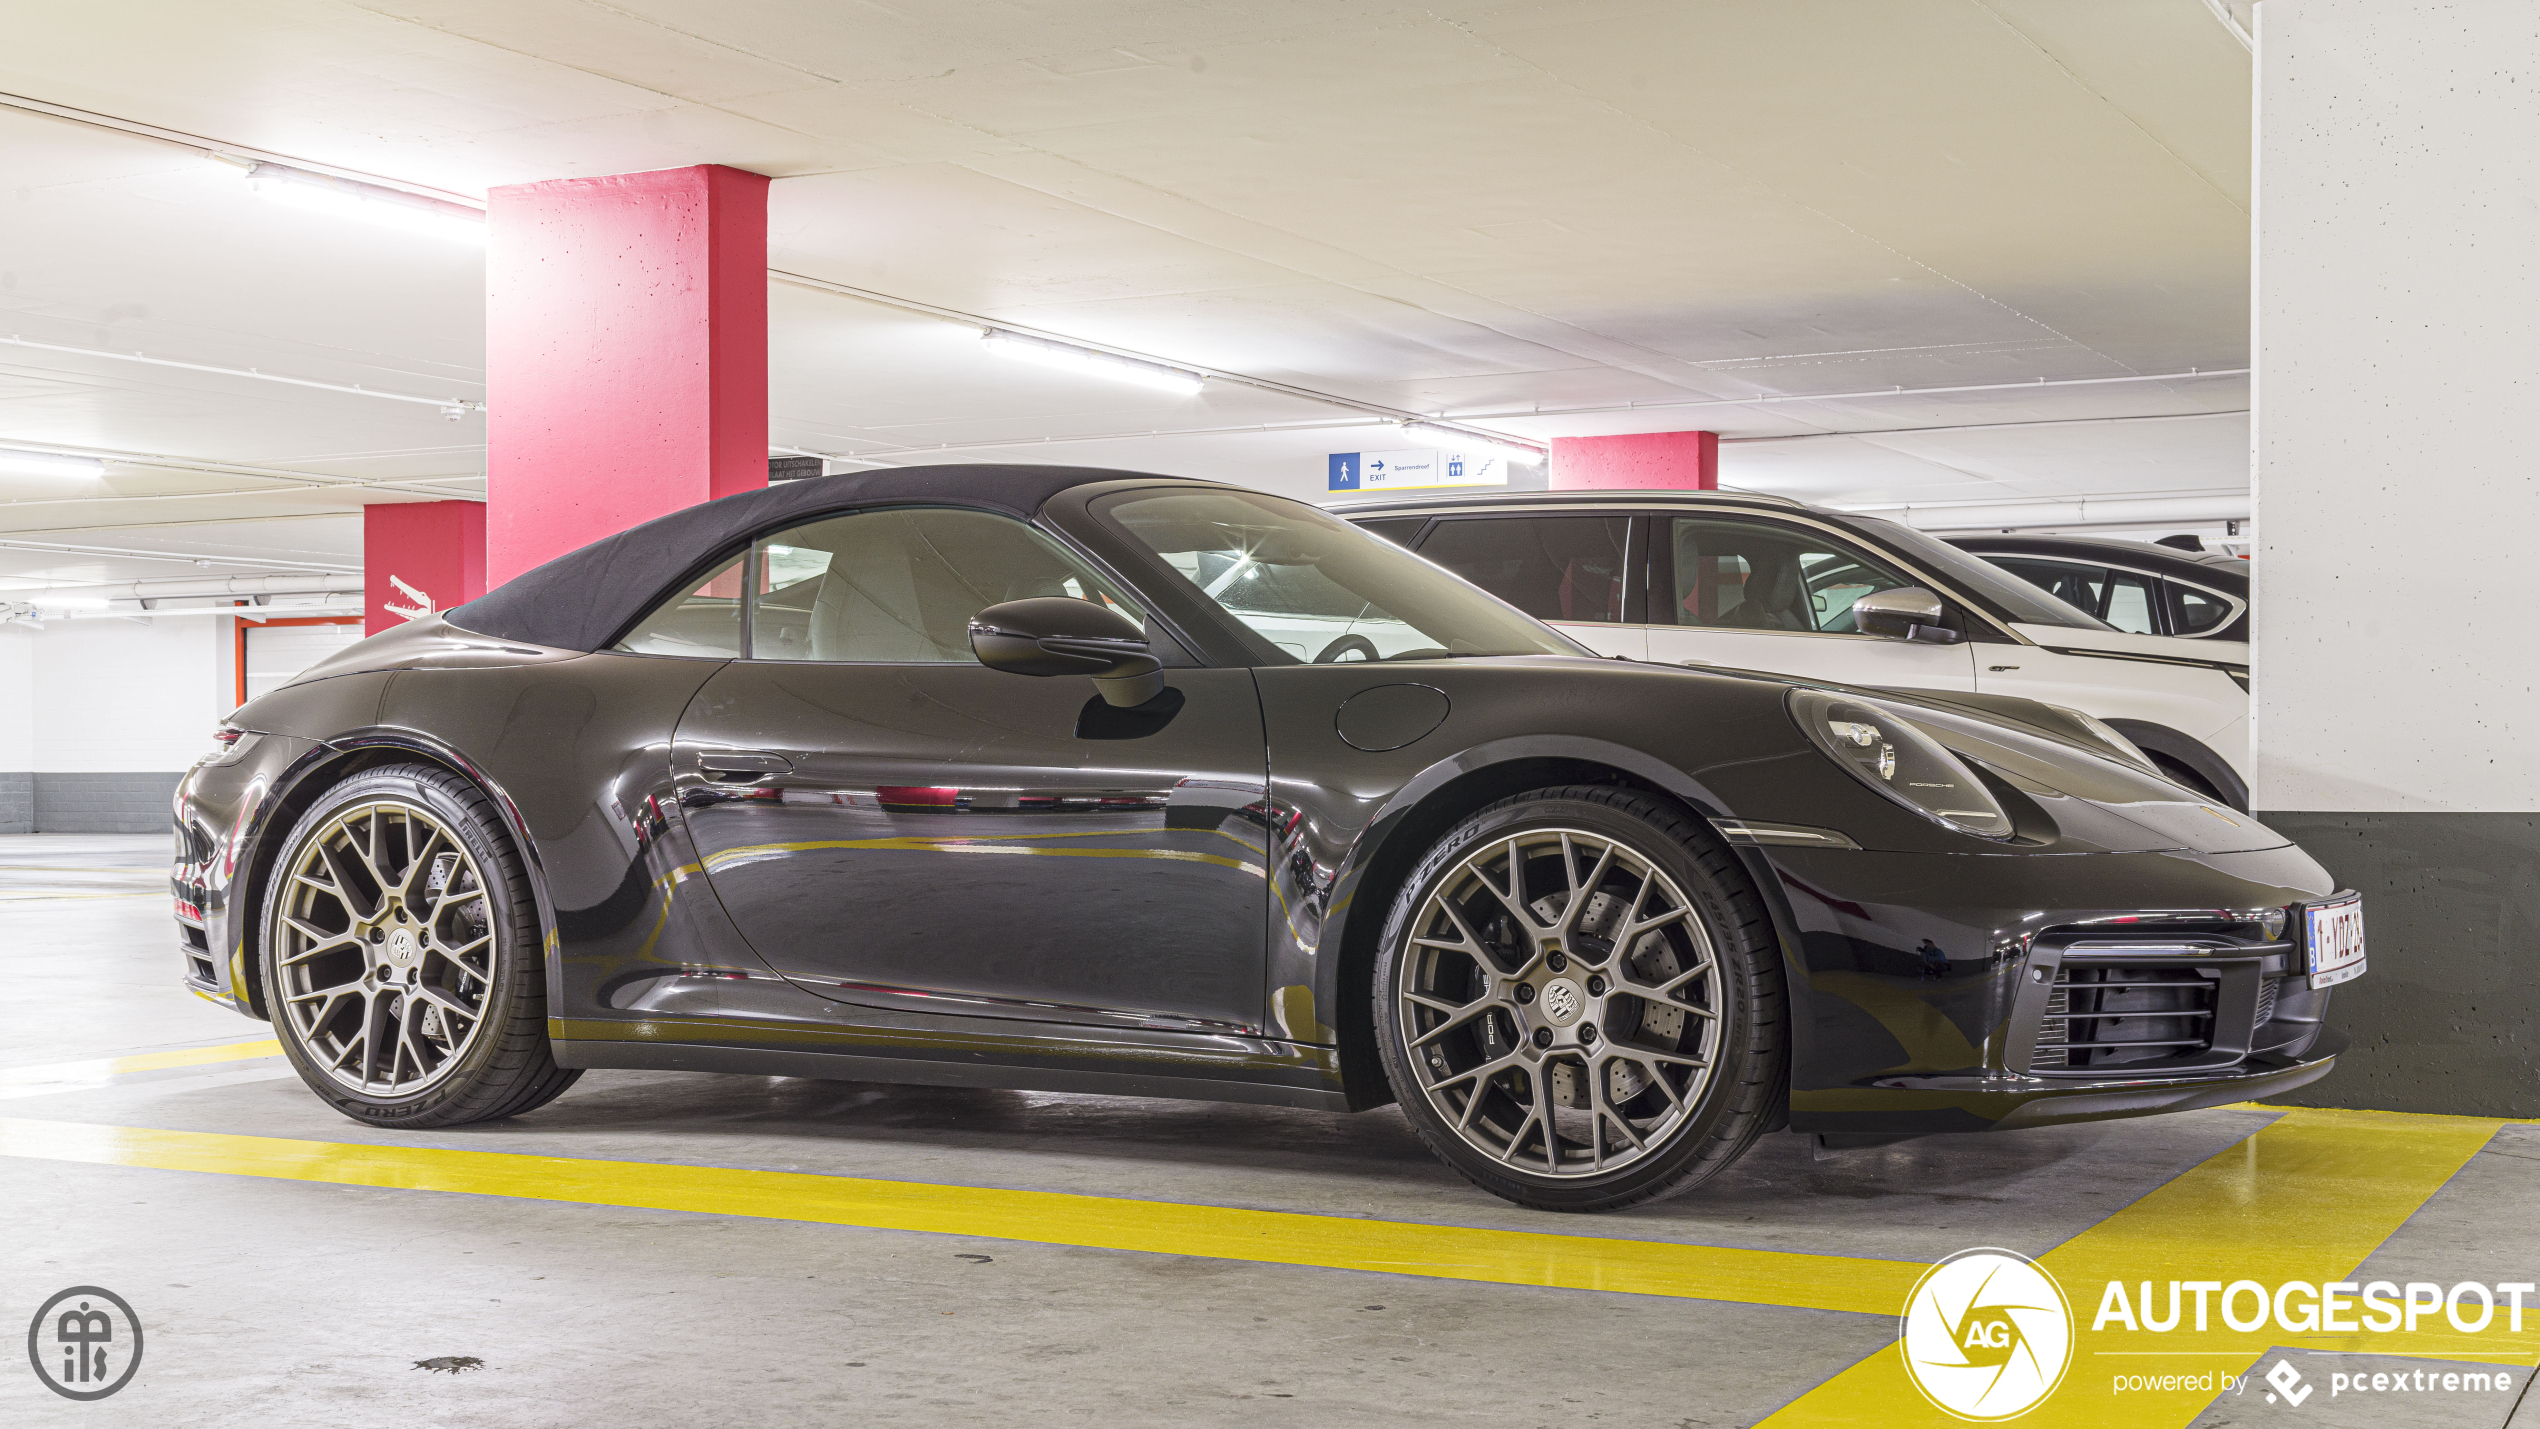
[1336,490,2252,808]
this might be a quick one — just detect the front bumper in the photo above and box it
[1745,842,2353,1136]
[173,731,325,1019]
[1811,1029,2347,1136]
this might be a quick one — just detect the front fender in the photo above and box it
[194,722,565,1022]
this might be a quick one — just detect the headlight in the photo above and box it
[1790,689,2014,839]
[2045,703,2159,775]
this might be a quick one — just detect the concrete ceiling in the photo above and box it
[0,0,2253,586]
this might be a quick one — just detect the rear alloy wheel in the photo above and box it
[264,764,578,1127]
[1374,787,1785,1211]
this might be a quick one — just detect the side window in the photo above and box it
[2167,582,2238,637]
[613,553,746,657]
[1416,515,1630,624]
[1991,558,2157,634]
[1670,518,1917,633]
[747,507,1141,663]
[2100,571,2157,634]
[1992,558,2109,614]
[1353,517,1428,548]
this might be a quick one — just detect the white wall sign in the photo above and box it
[1328,448,1510,493]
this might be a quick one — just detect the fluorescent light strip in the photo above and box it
[981,331,1205,396]
[238,161,486,246]
[0,335,484,416]
[0,448,105,479]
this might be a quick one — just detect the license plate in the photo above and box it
[2305,895,2367,990]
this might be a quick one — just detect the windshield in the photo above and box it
[1840,516,2114,630]
[1097,489,1583,663]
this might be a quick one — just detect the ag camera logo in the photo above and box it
[1901,1248,2074,1421]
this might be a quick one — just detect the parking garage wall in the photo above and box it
[2256,1,2540,1116]
[2,616,219,834]
[0,627,29,833]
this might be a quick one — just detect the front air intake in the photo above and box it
[2032,965,2219,1070]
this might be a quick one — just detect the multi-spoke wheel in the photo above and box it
[1374,786,1784,1211]
[263,764,578,1127]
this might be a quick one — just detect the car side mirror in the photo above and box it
[969,597,1165,707]
[1853,587,1961,644]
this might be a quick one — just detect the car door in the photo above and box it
[1643,513,1977,689]
[668,505,1272,1035]
[1410,511,1647,659]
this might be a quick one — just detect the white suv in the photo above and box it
[1336,490,2252,808]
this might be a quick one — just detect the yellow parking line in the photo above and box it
[1757,1107,2533,1427]
[0,1115,1923,1314]
[0,1039,283,1087]
[1,1097,2525,1426]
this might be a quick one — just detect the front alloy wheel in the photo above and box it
[274,799,493,1095]
[1375,787,1785,1210]
[264,764,578,1126]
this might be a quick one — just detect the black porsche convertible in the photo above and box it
[173,467,2360,1211]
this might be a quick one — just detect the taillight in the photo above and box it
[213,728,244,746]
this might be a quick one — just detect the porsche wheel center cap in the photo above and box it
[1540,978,1585,1026]
[382,927,422,971]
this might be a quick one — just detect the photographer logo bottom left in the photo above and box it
[26,1286,144,1401]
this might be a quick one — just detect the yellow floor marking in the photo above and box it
[1758,1107,2535,1428]
[0,1040,283,1087]
[0,1116,1922,1315]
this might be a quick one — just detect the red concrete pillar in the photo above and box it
[1549,431,1719,490]
[364,500,487,635]
[485,164,770,586]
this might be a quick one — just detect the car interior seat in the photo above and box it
[1714,546,1811,630]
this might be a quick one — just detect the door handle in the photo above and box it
[697,750,795,780]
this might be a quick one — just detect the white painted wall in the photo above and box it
[2255,0,2540,812]
[244,623,363,703]
[25,616,224,772]
[0,625,34,770]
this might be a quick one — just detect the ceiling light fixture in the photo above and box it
[0,447,106,479]
[235,160,487,245]
[981,331,1205,396]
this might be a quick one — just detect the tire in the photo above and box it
[1372,786,1786,1211]
[262,763,579,1128]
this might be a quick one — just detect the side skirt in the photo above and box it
[551,1014,1352,1112]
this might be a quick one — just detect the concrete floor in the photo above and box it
[5,834,2536,1428]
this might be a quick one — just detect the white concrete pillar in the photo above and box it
[2257,0,2540,1113]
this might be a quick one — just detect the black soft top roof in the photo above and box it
[445,463,1173,653]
